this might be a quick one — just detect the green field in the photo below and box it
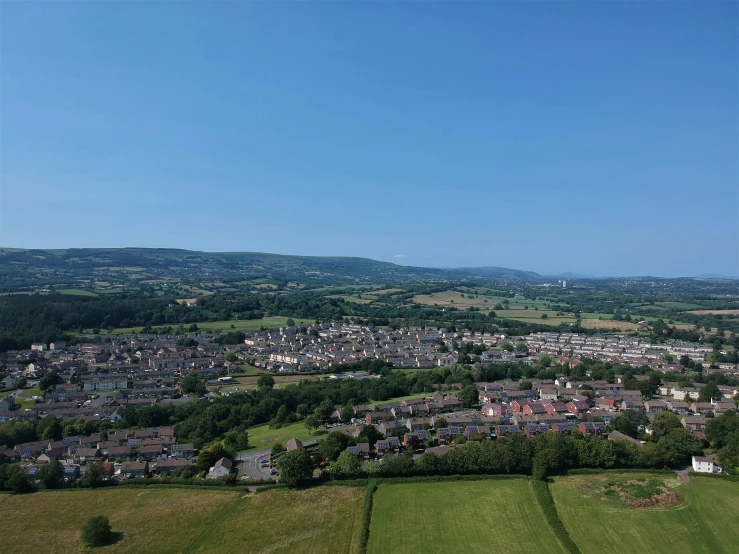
[367,480,566,554]
[551,474,739,554]
[96,317,313,335]
[0,486,364,554]
[0,488,238,553]
[55,288,99,296]
[202,486,364,553]
[366,391,431,406]
[245,420,332,449]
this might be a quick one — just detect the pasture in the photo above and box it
[551,474,739,554]
[687,309,739,316]
[579,319,643,331]
[367,480,565,554]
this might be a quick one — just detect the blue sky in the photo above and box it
[1,2,737,277]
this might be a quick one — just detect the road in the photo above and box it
[237,439,317,481]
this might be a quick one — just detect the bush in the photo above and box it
[80,515,114,547]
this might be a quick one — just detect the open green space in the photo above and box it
[366,391,432,406]
[202,486,364,554]
[657,301,705,310]
[0,488,238,554]
[551,474,739,554]
[367,479,566,554]
[245,420,332,449]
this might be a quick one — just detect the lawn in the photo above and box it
[367,480,566,554]
[551,474,739,554]
[245,420,332,449]
[0,488,239,554]
[366,391,432,406]
[200,486,364,554]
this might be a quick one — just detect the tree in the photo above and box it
[257,374,275,391]
[613,410,649,438]
[81,516,114,547]
[285,318,296,327]
[271,442,286,458]
[541,314,548,320]
[197,441,228,472]
[304,415,319,435]
[276,449,314,486]
[515,342,528,352]
[518,380,533,391]
[81,462,105,488]
[460,385,479,408]
[650,412,684,441]
[37,461,64,489]
[699,382,721,402]
[434,417,448,429]
[357,425,382,446]
[39,371,62,392]
[313,399,334,425]
[319,432,349,462]
[331,450,361,477]
[180,372,202,395]
[13,376,27,389]
[224,352,238,363]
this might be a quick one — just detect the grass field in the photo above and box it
[579,319,644,330]
[97,317,313,335]
[203,486,364,554]
[366,391,431,406]
[0,488,238,554]
[367,480,565,554]
[687,309,739,316]
[55,288,99,296]
[245,420,332,449]
[551,474,739,554]
[0,486,364,554]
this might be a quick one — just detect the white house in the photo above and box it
[692,455,722,474]
[208,457,232,479]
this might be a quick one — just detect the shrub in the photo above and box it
[530,479,580,554]
[359,480,378,554]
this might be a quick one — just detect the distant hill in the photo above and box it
[0,247,543,290]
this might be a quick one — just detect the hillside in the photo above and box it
[0,247,542,291]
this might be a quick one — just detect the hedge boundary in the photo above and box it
[530,479,581,554]
[359,480,378,554]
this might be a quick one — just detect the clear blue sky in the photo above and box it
[1,2,737,277]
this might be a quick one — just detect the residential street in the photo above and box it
[237,440,317,480]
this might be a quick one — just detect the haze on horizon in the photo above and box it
[1,2,737,278]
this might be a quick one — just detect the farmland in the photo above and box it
[367,479,565,554]
[579,319,644,331]
[687,309,739,316]
[551,474,739,554]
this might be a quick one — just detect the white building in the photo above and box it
[31,343,46,352]
[692,455,722,474]
[208,457,232,479]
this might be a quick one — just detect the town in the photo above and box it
[1,322,737,485]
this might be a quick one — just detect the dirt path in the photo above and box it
[676,469,690,484]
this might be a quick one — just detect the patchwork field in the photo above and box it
[551,474,739,554]
[0,486,364,554]
[367,480,565,554]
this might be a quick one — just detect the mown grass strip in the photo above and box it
[359,480,378,554]
[530,478,581,554]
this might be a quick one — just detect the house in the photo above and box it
[692,455,722,474]
[365,412,385,425]
[607,430,642,446]
[208,457,232,479]
[495,425,519,438]
[566,401,589,415]
[578,422,607,437]
[155,458,196,475]
[551,422,578,434]
[121,461,148,478]
[682,416,707,433]
[73,447,102,462]
[524,424,549,439]
[347,443,370,460]
[139,444,164,461]
[170,443,195,458]
[667,401,691,415]
[644,400,668,413]
[285,438,303,452]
